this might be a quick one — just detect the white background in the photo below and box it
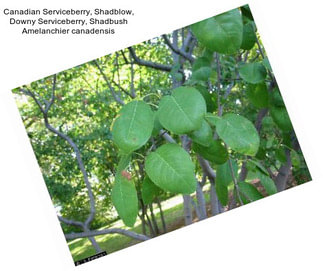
[0,0,322,270]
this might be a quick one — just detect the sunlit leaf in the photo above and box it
[191,9,243,54]
[111,175,138,227]
[157,87,206,135]
[145,144,196,194]
[216,113,260,156]
[112,100,154,154]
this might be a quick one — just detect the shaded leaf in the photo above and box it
[195,85,216,112]
[239,62,267,84]
[216,159,238,187]
[205,113,221,127]
[192,139,228,164]
[241,22,257,50]
[191,67,212,82]
[270,106,293,132]
[291,149,301,168]
[142,177,161,205]
[151,112,163,136]
[238,181,263,203]
[258,173,277,195]
[246,82,269,108]
[216,183,229,206]
[192,57,211,71]
[190,120,213,147]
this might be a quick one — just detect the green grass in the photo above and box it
[68,191,193,262]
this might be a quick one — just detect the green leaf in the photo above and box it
[191,8,243,54]
[157,87,206,135]
[192,139,228,164]
[270,106,293,132]
[112,100,154,154]
[145,144,196,194]
[238,62,267,84]
[192,57,211,71]
[216,159,238,187]
[262,57,272,72]
[255,147,266,160]
[191,67,212,82]
[258,173,277,195]
[205,113,221,127]
[241,22,257,50]
[246,82,269,109]
[275,148,287,163]
[238,182,263,203]
[240,5,254,22]
[151,111,163,136]
[111,175,138,227]
[190,120,213,147]
[270,87,285,107]
[195,85,216,112]
[291,149,301,168]
[215,182,229,206]
[247,159,269,176]
[116,154,131,173]
[142,177,161,205]
[216,113,260,156]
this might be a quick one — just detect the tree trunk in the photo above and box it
[156,198,167,233]
[138,199,147,235]
[196,182,207,220]
[275,149,292,192]
[209,179,223,215]
[149,203,160,235]
[182,194,193,225]
[145,213,156,237]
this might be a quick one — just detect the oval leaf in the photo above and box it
[238,181,263,203]
[190,120,213,147]
[151,111,163,136]
[270,87,285,107]
[241,22,257,50]
[111,176,138,227]
[246,82,269,109]
[112,100,154,154]
[270,106,293,132]
[216,159,238,187]
[191,9,243,54]
[215,183,229,206]
[216,113,260,156]
[239,62,267,84]
[157,87,206,135]
[192,57,211,71]
[258,172,277,195]
[205,113,221,127]
[191,67,212,81]
[142,177,161,205]
[145,144,196,194]
[195,86,216,112]
[192,139,228,164]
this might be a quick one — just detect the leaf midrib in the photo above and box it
[170,95,194,127]
[126,101,138,139]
